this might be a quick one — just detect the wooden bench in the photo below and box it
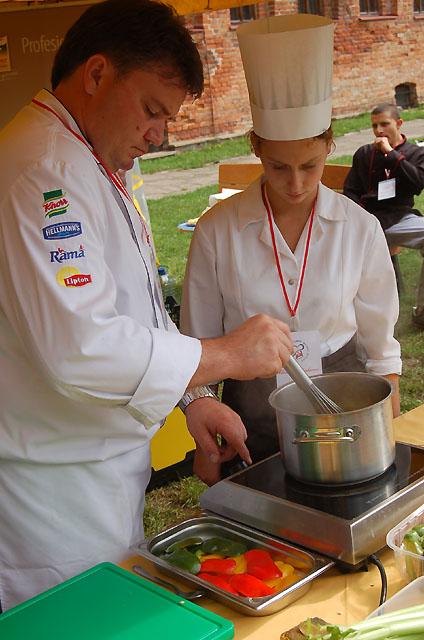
[218,161,350,193]
[218,161,403,292]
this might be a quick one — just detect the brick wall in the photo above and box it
[167,10,252,143]
[167,1,424,145]
[332,0,424,116]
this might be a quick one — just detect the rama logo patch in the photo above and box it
[50,245,85,263]
[43,189,70,218]
[56,267,92,288]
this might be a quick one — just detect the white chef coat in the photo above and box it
[0,90,201,609]
[181,177,401,376]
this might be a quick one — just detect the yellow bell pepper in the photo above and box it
[274,561,295,577]
[229,554,247,574]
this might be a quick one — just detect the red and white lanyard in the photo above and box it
[31,98,151,246]
[261,182,315,318]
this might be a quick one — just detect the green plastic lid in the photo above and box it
[0,562,234,640]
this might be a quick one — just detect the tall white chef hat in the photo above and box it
[237,14,334,141]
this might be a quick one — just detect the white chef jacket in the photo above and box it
[0,90,201,609]
[181,177,401,376]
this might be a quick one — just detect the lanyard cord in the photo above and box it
[261,182,315,318]
[31,98,151,245]
[367,135,405,192]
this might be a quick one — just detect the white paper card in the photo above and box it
[378,178,396,201]
[277,330,322,387]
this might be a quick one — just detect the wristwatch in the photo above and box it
[178,385,219,413]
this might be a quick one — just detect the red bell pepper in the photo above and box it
[198,572,238,594]
[244,549,282,580]
[229,573,274,597]
[200,557,237,575]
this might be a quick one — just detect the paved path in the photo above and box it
[142,120,424,201]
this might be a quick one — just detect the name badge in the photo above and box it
[378,178,396,201]
[277,330,322,387]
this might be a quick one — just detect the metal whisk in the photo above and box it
[284,356,344,414]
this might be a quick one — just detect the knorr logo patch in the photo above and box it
[43,189,70,218]
[56,267,92,288]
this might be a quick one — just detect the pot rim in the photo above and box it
[269,371,392,417]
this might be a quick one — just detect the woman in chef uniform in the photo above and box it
[180,14,402,485]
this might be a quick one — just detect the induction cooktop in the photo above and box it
[200,444,424,565]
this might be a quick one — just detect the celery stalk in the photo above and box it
[296,605,424,640]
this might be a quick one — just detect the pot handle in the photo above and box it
[293,425,361,444]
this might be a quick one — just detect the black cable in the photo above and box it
[368,553,388,606]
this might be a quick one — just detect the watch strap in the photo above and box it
[178,385,219,413]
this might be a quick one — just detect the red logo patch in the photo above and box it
[64,273,92,287]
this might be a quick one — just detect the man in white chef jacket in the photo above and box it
[0,0,293,610]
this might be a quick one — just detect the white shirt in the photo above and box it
[181,177,401,376]
[0,89,201,463]
[0,90,203,608]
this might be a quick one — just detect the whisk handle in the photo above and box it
[284,355,315,391]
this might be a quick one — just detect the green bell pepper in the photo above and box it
[165,536,203,554]
[201,536,247,557]
[162,548,201,574]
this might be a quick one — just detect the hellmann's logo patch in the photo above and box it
[50,245,85,263]
[56,267,92,288]
[43,189,70,218]
[42,221,82,240]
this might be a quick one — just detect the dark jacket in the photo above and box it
[343,136,424,230]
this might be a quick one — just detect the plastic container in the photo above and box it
[157,265,180,327]
[386,503,424,582]
[368,576,424,617]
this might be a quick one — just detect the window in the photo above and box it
[230,4,257,23]
[298,0,322,14]
[184,13,203,31]
[414,0,424,12]
[395,82,418,109]
[360,0,379,14]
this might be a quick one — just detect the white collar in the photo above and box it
[32,89,89,146]
[236,178,348,232]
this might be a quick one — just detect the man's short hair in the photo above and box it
[371,103,401,120]
[51,0,203,98]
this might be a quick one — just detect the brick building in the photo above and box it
[167,0,424,146]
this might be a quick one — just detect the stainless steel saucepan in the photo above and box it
[269,371,394,485]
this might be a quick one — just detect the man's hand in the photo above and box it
[374,136,393,155]
[185,397,251,479]
[193,447,222,486]
[188,314,293,388]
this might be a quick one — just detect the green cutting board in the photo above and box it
[0,562,234,639]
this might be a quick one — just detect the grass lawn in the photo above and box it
[141,105,424,174]
[144,187,424,537]
[149,184,218,299]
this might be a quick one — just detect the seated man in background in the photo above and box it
[343,103,424,327]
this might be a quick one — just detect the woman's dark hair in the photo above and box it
[315,125,334,145]
[51,0,203,98]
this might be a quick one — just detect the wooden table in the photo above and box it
[121,405,424,639]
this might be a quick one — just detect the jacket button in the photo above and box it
[288,278,296,285]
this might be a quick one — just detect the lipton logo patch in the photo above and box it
[43,221,82,240]
[56,267,92,288]
[50,245,85,263]
[43,189,70,218]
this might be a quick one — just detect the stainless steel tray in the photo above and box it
[134,514,333,616]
